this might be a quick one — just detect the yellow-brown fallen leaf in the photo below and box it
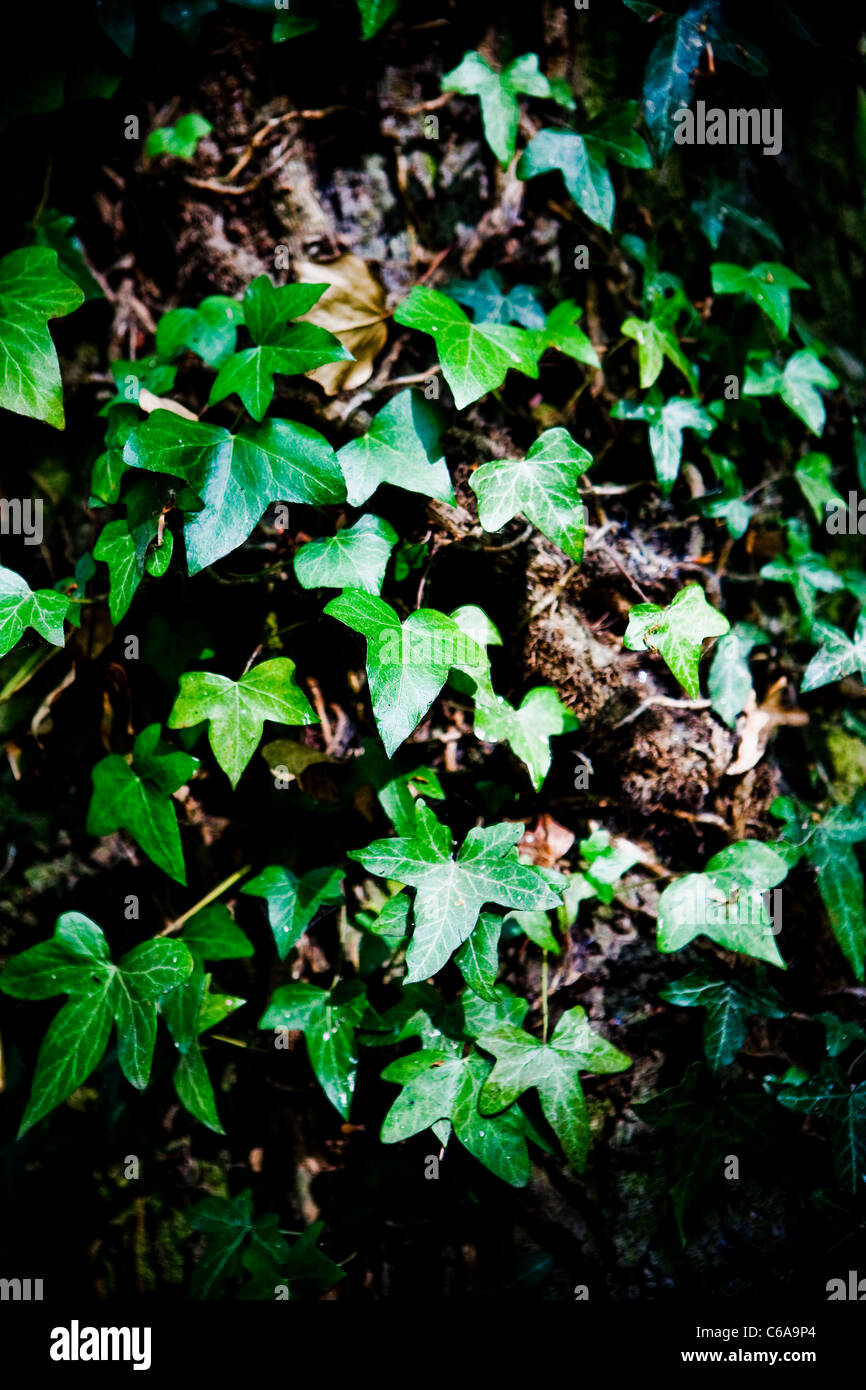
[518,813,576,868]
[726,678,808,775]
[137,388,198,419]
[295,253,388,394]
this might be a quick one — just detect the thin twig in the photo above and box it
[614,696,712,730]
[158,865,251,937]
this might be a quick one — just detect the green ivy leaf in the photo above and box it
[208,277,351,420]
[259,979,367,1117]
[470,426,593,560]
[531,300,600,367]
[661,970,786,1069]
[621,315,697,392]
[802,616,866,692]
[349,799,565,981]
[744,349,839,436]
[0,912,193,1133]
[443,269,546,328]
[517,105,651,231]
[156,295,244,367]
[613,394,715,494]
[441,50,552,166]
[242,864,344,958]
[87,724,199,883]
[478,1006,630,1170]
[579,827,644,903]
[167,657,316,788]
[381,1047,531,1186]
[474,687,578,791]
[707,621,767,728]
[640,6,705,156]
[393,286,542,409]
[777,1063,866,1193]
[356,0,399,40]
[623,583,730,697]
[181,902,253,962]
[794,452,844,524]
[453,912,503,1000]
[0,565,70,656]
[324,590,494,756]
[0,246,84,428]
[711,262,809,337]
[29,208,103,301]
[336,388,452,507]
[123,409,346,572]
[760,519,845,633]
[810,837,866,982]
[146,112,212,160]
[189,1190,343,1299]
[294,514,398,595]
[657,840,790,967]
[699,450,753,538]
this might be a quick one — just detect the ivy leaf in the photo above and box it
[623,583,730,697]
[470,426,593,560]
[0,565,70,656]
[393,287,542,409]
[478,1006,630,1170]
[579,827,644,903]
[453,912,503,1000]
[531,300,600,367]
[474,687,579,792]
[691,179,782,252]
[349,799,565,981]
[356,0,399,40]
[208,277,351,420]
[28,207,103,301]
[87,724,199,883]
[707,621,767,728]
[441,50,552,167]
[699,450,753,538]
[760,520,845,633]
[802,616,866,692]
[744,349,839,435]
[621,315,697,392]
[167,658,316,788]
[380,1047,531,1186]
[517,105,651,231]
[443,269,546,328]
[809,836,866,982]
[657,840,790,967]
[259,979,366,1117]
[93,519,145,624]
[377,764,447,836]
[777,1063,866,1193]
[711,262,809,337]
[294,514,398,595]
[123,409,346,573]
[324,590,494,756]
[0,246,84,428]
[661,970,786,1069]
[613,393,715,494]
[640,5,706,155]
[794,452,844,525]
[181,903,254,962]
[242,864,344,958]
[156,295,244,367]
[0,912,193,1133]
[189,1190,343,1300]
[336,389,452,507]
[146,112,212,160]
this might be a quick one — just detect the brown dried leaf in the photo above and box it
[727,678,808,775]
[518,813,576,868]
[295,253,388,394]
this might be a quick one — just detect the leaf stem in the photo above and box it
[541,950,549,1044]
[157,865,251,936]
